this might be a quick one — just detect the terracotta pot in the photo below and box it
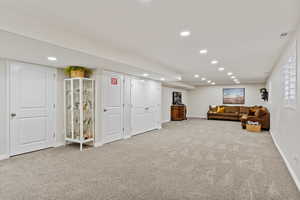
[70,69,85,78]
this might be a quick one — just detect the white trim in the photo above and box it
[270,131,300,191]
[54,142,65,148]
[123,135,131,139]
[94,142,103,148]
[5,60,10,156]
[0,154,9,161]
[188,116,207,119]
[162,119,170,123]
[52,69,58,148]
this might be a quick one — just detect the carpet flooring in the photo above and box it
[0,119,299,200]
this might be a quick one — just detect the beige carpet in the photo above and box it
[0,119,299,200]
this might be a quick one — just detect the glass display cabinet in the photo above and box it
[64,78,95,151]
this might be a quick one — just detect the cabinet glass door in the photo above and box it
[65,80,72,139]
[83,79,94,140]
[73,79,80,140]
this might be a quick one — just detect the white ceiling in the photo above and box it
[0,0,299,86]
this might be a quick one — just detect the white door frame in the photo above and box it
[7,60,57,156]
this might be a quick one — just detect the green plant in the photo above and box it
[64,66,93,77]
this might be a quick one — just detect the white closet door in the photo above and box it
[131,79,161,135]
[10,62,56,156]
[102,72,124,143]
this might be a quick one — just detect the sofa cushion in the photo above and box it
[224,106,239,113]
[240,106,249,114]
[211,112,239,117]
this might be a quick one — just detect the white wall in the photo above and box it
[266,26,300,189]
[0,60,8,158]
[162,87,188,123]
[55,69,66,146]
[187,84,266,118]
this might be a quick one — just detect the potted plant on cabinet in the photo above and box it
[64,66,93,78]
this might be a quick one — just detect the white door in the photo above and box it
[131,79,160,135]
[102,72,124,144]
[10,62,56,156]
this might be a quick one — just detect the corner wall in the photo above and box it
[266,26,300,189]
[187,84,266,118]
[162,87,188,123]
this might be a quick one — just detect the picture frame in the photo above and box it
[223,88,245,104]
[172,91,182,105]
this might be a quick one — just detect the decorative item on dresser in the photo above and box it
[171,105,187,121]
[64,78,95,151]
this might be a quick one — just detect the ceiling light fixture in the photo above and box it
[233,79,239,82]
[160,77,165,81]
[211,82,216,85]
[47,57,57,61]
[177,76,182,80]
[194,74,200,78]
[199,49,208,54]
[211,60,219,65]
[207,80,212,83]
[227,72,233,76]
[143,73,149,77]
[231,76,236,79]
[218,67,225,71]
[201,77,206,81]
[180,30,191,37]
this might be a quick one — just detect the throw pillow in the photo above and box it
[217,107,225,113]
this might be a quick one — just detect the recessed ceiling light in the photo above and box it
[180,30,191,37]
[211,60,219,65]
[211,82,216,85]
[207,80,212,83]
[177,76,182,80]
[194,74,200,78]
[201,77,206,81]
[218,67,225,71]
[160,77,165,81]
[231,76,236,79]
[233,79,239,82]
[47,57,57,61]
[227,72,233,76]
[199,49,208,54]
[235,82,240,84]
[143,73,149,77]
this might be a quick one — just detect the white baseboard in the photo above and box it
[54,142,65,147]
[94,142,103,147]
[270,131,300,191]
[0,154,9,161]
[188,116,207,119]
[123,135,131,139]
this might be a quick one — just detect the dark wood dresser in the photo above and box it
[171,105,187,121]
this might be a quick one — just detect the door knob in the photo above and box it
[11,113,16,117]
